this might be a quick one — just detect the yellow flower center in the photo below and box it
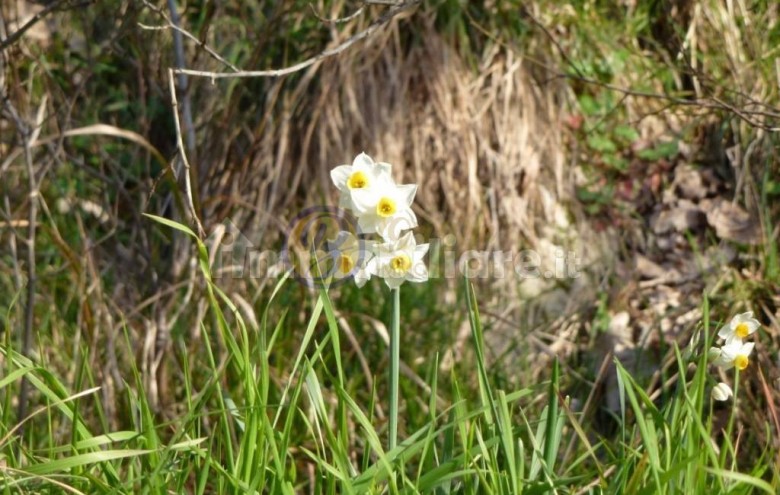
[339,254,354,274]
[347,171,369,189]
[376,197,397,218]
[389,254,412,275]
[734,354,749,371]
[735,322,750,339]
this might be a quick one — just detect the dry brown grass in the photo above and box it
[189,4,573,259]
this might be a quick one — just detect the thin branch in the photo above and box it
[309,2,365,24]
[168,68,205,238]
[2,98,40,432]
[0,0,92,52]
[0,0,66,52]
[138,22,239,72]
[523,9,780,132]
[166,0,197,162]
[155,0,420,241]
[172,0,421,80]
[138,0,239,72]
[143,0,205,227]
[2,197,23,320]
[524,9,587,81]
[564,74,780,131]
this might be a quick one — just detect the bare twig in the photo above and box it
[154,0,420,240]
[141,0,214,232]
[1,198,23,297]
[171,0,421,80]
[520,9,780,132]
[2,96,44,430]
[309,2,365,24]
[168,68,205,238]
[0,0,68,52]
[139,0,239,72]
[165,0,197,165]
[0,219,30,228]
[523,10,587,81]
[562,76,780,131]
[137,22,239,72]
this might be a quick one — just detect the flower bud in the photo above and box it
[707,347,722,362]
[712,382,733,402]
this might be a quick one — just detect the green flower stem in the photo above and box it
[721,367,740,469]
[389,287,400,451]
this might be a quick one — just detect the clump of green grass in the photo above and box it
[1,215,777,493]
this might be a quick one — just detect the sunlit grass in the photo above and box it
[0,215,776,492]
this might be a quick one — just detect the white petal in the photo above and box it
[400,208,418,228]
[712,382,733,401]
[354,266,371,287]
[724,334,744,346]
[715,358,735,370]
[378,210,418,241]
[740,342,755,356]
[330,165,352,191]
[357,214,379,236]
[715,344,741,369]
[352,152,374,169]
[717,326,732,340]
[712,345,735,368]
[338,193,353,210]
[364,256,380,277]
[720,342,741,359]
[376,161,392,176]
[414,243,429,261]
[745,319,760,333]
[376,219,398,241]
[406,263,429,283]
[351,189,378,214]
[371,172,395,188]
[395,231,416,250]
[395,184,418,207]
[376,168,394,185]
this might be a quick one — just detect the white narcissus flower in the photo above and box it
[351,174,418,240]
[330,153,392,210]
[712,382,733,401]
[711,341,755,371]
[367,231,428,289]
[717,311,760,345]
[327,231,374,288]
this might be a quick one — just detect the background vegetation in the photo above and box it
[1,0,779,492]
